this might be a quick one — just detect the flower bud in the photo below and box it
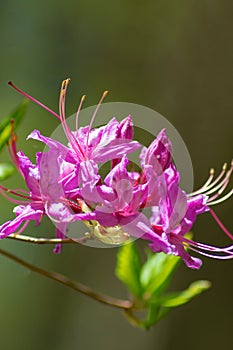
[144,129,172,175]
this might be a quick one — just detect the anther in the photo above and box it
[62,78,71,90]
[210,168,215,175]
[222,163,227,171]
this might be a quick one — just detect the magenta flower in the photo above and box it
[10,79,140,166]
[149,162,233,268]
[81,148,232,269]
[0,148,83,253]
[1,79,141,251]
[4,79,232,268]
[74,155,171,251]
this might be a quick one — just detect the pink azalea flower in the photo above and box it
[9,79,140,165]
[5,79,233,267]
[75,155,171,251]
[0,148,91,253]
[149,162,233,268]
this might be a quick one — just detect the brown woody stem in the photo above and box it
[0,247,133,310]
[7,233,88,245]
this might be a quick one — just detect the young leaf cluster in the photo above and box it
[116,242,210,329]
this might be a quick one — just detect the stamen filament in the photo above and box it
[204,170,231,196]
[188,168,215,197]
[14,221,30,235]
[0,190,30,204]
[202,168,215,188]
[208,189,233,206]
[209,208,233,240]
[185,245,233,259]
[85,90,109,154]
[190,163,228,196]
[7,120,26,179]
[182,237,233,252]
[0,185,31,200]
[8,81,61,120]
[207,180,230,202]
[190,163,227,196]
[76,95,86,134]
[59,79,85,160]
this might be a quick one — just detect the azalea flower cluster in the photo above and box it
[0,79,232,269]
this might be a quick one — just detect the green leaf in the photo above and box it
[115,242,142,298]
[143,302,161,329]
[0,100,28,152]
[143,280,211,328]
[140,252,180,297]
[159,280,211,308]
[0,163,15,180]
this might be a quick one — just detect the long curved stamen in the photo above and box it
[7,120,24,177]
[13,221,30,235]
[59,79,85,160]
[85,90,109,156]
[204,163,228,190]
[0,190,30,204]
[201,168,215,188]
[75,94,86,135]
[209,208,233,240]
[182,237,233,252]
[207,181,230,203]
[185,245,233,259]
[204,167,231,196]
[189,163,228,196]
[9,188,30,194]
[207,161,232,201]
[0,185,31,200]
[8,81,61,120]
[182,237,233,259]
[208,188,233,206]
[172,233,233,259]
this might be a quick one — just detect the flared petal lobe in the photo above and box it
[0,204,43,239]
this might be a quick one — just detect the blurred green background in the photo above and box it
[0,1,232,349]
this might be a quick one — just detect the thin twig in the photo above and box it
[7,233,88,245]
[0,247,133,310]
